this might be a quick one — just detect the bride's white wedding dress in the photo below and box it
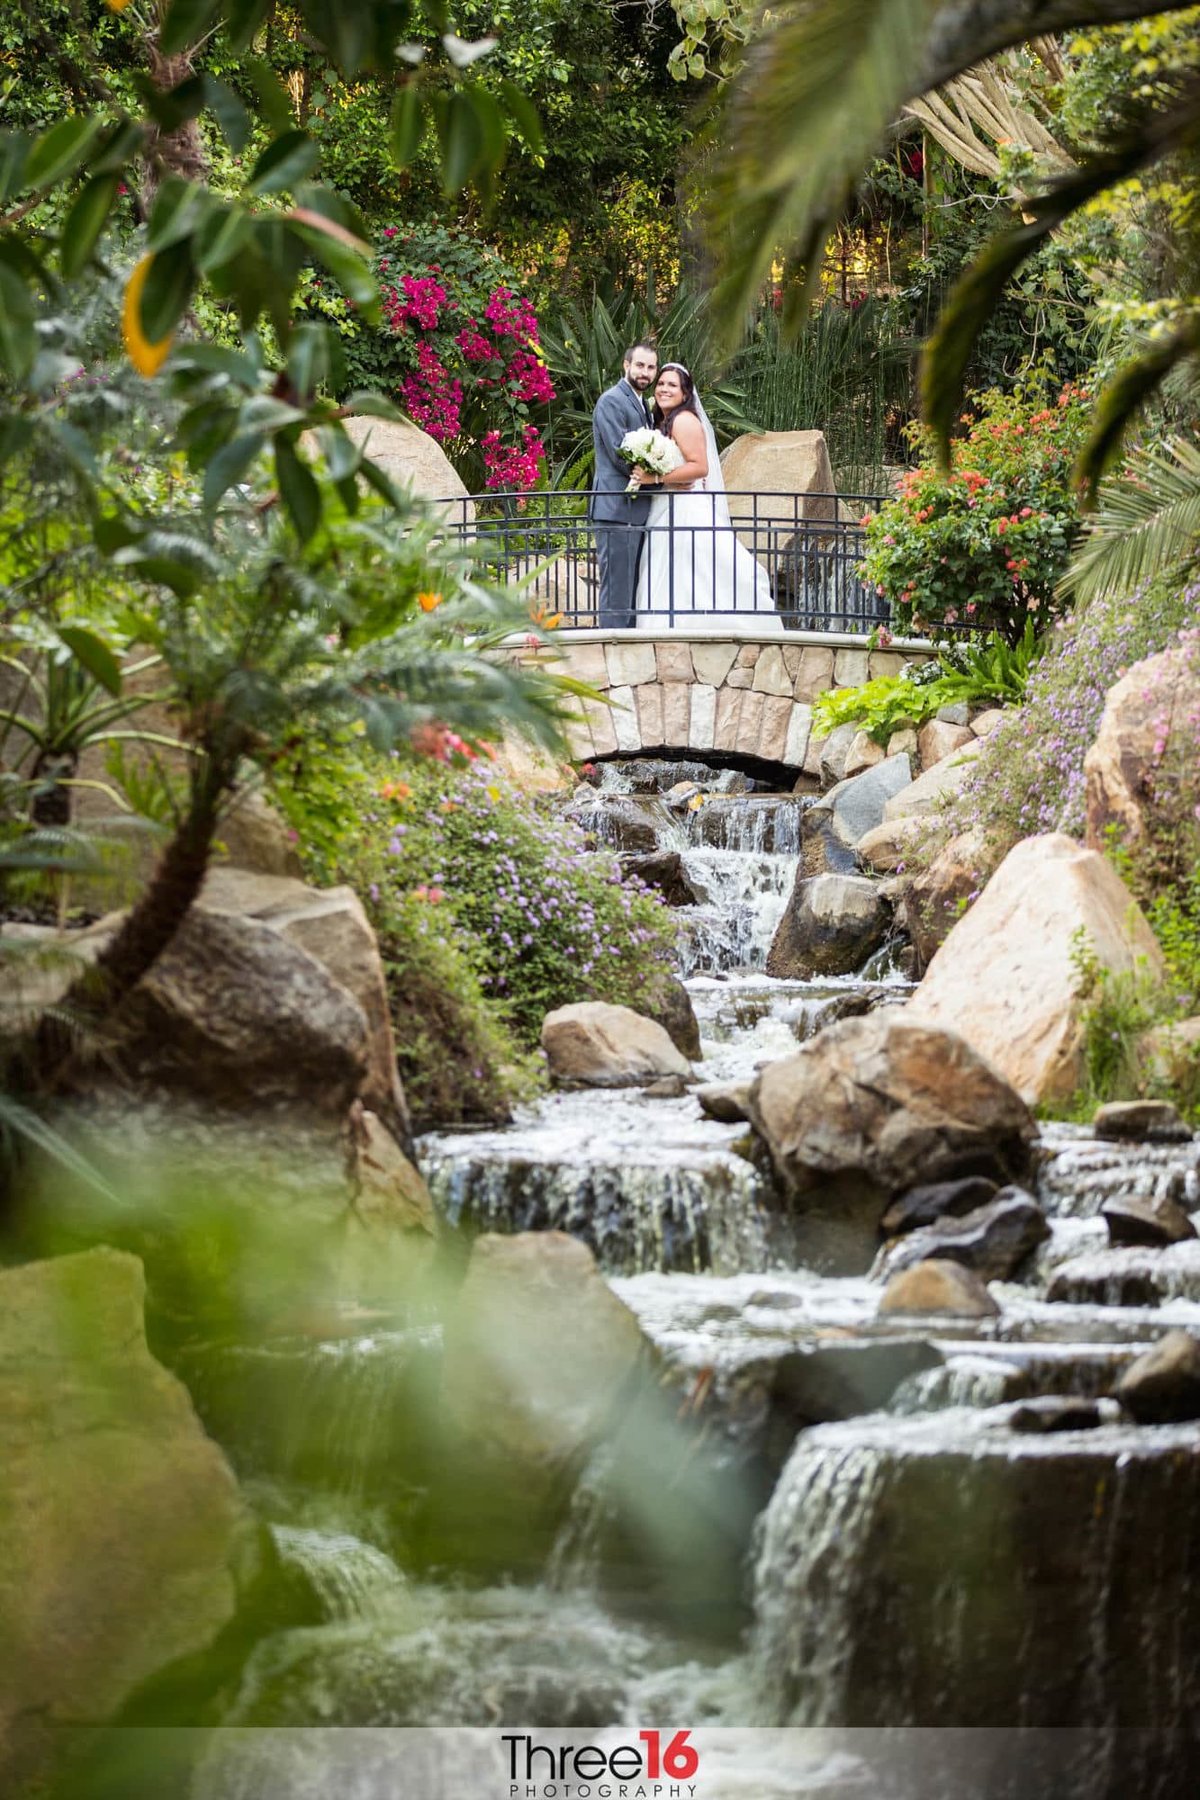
[635,396,779,629]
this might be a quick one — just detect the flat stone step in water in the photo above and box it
[1036,1120,1200,1219]
[422,1088,796,1276]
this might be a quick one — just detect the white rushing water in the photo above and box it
[183,756,1200,1796]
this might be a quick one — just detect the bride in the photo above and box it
[629,363,779,627]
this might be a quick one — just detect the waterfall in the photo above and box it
[1037,1124,1200,1220]
[271,1525,409,1620]
[181,1326,441,1494]
[750,1437,891,1726]
[424,1141,789,1275]
[750,1412,1200,1735]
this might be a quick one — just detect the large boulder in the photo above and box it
[1092,1098,1192,1144]
[818,723,859,790]
[747,1010,1036,1272]
[1101,1193,1197,1249]
[882,738,984,819]
[114,907,369,1114]
[0,1250,255,1787]
[809,754,913,851]
[2,870,412,1139]
[720,430,837,560]
[640,972,703,1060]
[767,872,890,978]
[541,1000,692,1087]
[907,833,1165,1105]
[346,1105,437,1240]
[916,718,974,770]
[215,789,305,877]
[798,808,862,879]
[326,416,474,521]
[1084,638,1200,853]
[856,815,929,874]
[199,869,408,1134]
[898,827,1000,970]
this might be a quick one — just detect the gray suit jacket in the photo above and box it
[590,379,655,525]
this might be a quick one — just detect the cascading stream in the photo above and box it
[181,752,1200,1792]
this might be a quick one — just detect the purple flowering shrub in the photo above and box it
[375,761,676,1043]
[935,577,1200,856]
[305,754,676,1121]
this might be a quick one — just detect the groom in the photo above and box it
[589,341,658,628]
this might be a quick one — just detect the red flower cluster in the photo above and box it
[483,286,540,341]
[456,323,495,362]
[385,273,448,331]
[507,348,556,405]
[401,342,463,442]
[482,425,544,491]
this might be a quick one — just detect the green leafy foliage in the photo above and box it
[811,625,1042,744]
[811,670,940,746]
[1064,435,1200,603]
[699,0,1200,498]
[538,285,757,479]
[736,300,912,492]
[861,382,1091,643]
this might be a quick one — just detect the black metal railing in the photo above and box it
[433,488,887,632]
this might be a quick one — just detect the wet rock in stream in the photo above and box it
[877,1190,1049,1284]
[1102,1193,1197,1248]
[748,1011,1036,1273]
[1047,1241,1200,1307]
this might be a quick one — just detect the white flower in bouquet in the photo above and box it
[618,427,684,495]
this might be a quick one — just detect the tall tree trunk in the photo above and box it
[21,766,228,1093]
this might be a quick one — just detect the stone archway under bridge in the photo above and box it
[533,629,932,780]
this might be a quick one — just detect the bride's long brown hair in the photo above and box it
[653,363,701,440]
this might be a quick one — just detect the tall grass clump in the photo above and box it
[737,301,912,492]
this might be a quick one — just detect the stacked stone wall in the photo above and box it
[547,634,929,772]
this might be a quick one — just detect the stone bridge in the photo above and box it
[545,629,930,778]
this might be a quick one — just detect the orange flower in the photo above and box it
[122,256,173,376]
[529,601,563,629]
[417,591,443,612]
[379,779,412,803]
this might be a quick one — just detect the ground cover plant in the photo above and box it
[811,622,1044,745]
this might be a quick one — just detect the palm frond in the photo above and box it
[702,0,932,344]
[1077,317,1200,499]
[923,77,1200,457]
[1060,436,1200,605]
[0,1093,121,1202]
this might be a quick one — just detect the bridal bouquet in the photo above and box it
[618,427,683,496]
